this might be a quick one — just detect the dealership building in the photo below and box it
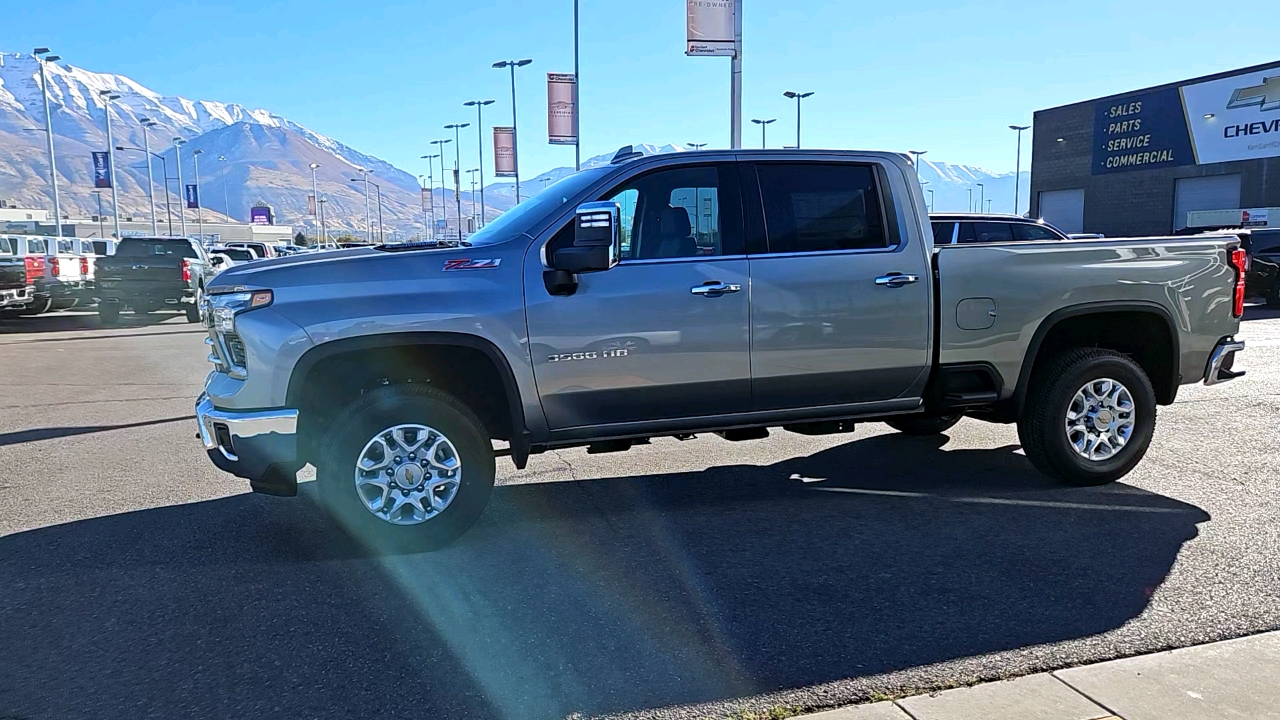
[1029,60,1280,236]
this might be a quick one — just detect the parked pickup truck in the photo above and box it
[195,148,1248,551]
[95,237,215,325]
[0,237,37,314]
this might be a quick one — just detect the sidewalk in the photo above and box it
[799,630,1280,720]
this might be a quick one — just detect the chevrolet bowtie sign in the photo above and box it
[1092,65,1280,175]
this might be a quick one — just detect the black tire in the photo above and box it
[1018,349,1156,486]
[99,304,120,327]
[17,297,53,316]
[316,384,495,553]
[886,414,963,436]
[185,288,203,323]
[1266,285,1280,309]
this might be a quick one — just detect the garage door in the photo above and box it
[1173,175,1241,230]
[1039,189,1085,234]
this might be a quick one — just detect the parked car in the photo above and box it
[208,246,259,268]
[76,238,113,303]
[224,241,276,260]
[196,147,1247,551]
[95,237,216,325]
[1237,228,1280,307]
[930,213,1072,244]
[0,237,36,316]
[3,235,84,314]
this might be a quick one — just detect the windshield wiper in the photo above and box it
[375,239,471,252]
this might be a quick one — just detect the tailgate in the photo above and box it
[96,256,185,290]
[52,254,82,283]
[0,257,25,290]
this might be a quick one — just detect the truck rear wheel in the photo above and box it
[886,414,962,436]
[186,287,203,323]
[316,384,495,553]
[1018,349,1156,486]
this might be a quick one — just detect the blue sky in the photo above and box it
[4,0,1276,179]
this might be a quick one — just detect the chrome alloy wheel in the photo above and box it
[353,424,462,525]
[1065,378,1136,462]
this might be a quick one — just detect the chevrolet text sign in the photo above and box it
[1092,65,1280,174]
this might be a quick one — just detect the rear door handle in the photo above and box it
[691,282,742,296]
[875,273,920,288]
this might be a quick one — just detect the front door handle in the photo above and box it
[875,273,920,288]
[691,282,742,296]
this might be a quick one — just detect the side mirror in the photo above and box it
[551,201,621,274]
[210,255,225,267]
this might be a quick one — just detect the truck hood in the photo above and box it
[207,244,485,293]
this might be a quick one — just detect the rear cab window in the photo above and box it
[0,238,13,255]
[116,239,199,258]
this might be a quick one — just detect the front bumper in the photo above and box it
[196,394,301,494]
[1203,338,1246,386]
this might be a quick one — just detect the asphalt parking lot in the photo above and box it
[0,307,1277,720]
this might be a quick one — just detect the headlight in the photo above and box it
[208,290,273,333]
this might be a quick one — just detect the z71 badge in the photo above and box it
[443,258,501,271]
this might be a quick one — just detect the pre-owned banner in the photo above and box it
[547,73,577,145]
[92,151,112,188]
[307,194,316,216]
[686,0,735,56]
[185,184,199,209]
[493,126,516,177]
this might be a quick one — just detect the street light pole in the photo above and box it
[467,168,479,232]
[573,0,581,170]
[418,175,430,241]
[977,182,985,213]
[444,123,469,241]
[908,150,927,179]
[217,154,231,220]
[429,140,451,235]
[464,100,495,227]
[309,162,320,241]
[192,148,205,243]
[967,188,973,213]
[33,49,62,236]
[318,197,328,246]
[782,91,814,148]
[420,153,440,240]
[927,188,935,212]
[139,118,159,235]
[730,0,743,149]
[374,181,383,243]
[173,138,188,237]
[751,118,776,148]
[493,59,533,203]
[357,169,372,243]
[1009,124,1030,216]
[687,142,707,151]
[98,91,123,238]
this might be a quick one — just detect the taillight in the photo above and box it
[23,256,43,285]
[181,259,192,283]
[50,257,60,277]
[1230,247,1247,318]
[80,257,89,276]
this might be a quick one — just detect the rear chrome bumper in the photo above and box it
[0,286,35,308]
[1203,339,1246,386]
[196,394,300,493]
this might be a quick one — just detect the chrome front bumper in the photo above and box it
[196,394,299,489]
[1203,339,1246,386]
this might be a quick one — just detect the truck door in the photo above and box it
[745,160,932,410]
[524,163,751,430]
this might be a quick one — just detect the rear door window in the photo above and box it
[1011,223,1064,241]
[756,162,891,254]
[1252,230,1280,254]
[958,222,1014,243]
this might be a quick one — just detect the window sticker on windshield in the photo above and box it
[443,259,501,271]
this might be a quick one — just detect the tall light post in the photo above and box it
[119,143,171,235]
[192,148,205,243]
[444,123,469,241]
[687,142,707,151]
[418,175,430,241]
[309,162,320,241]
[98,90,123,238]
[977,182,985,214]
[419,154,439,240]
[493,59,533,203]
[987,199,993,212]
[33,49,62,236]
[572,0,581,170]
[927,188,935,211]
[173,137,188,237]
[355,168,372,243]
[1009,124,1030,216]
[317,197,328,246]
[353,178,383,242]
[138,117,159,235]
[466,168,480,232]
[217,154,231,220]
[463,100,495,227]
[782,91,814,149]
[751,118,776,149]
[908,149,927,179]
[967,187,974,213]
[430,140,451,235]
[541,177,552,192]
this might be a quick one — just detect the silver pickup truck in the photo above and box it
[195,148,1248,550]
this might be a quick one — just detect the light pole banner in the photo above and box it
[547,73,578,145]
[92,152,112,188]
[308,194,316,216]
[493,126,516,178]
[185,184,199,209]
[686,0,736,56]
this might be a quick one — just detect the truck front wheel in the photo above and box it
[1018,349,1156,486]
[886,414,962,436]
[316,384,496,552]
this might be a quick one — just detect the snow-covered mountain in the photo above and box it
[0,50,1029,237]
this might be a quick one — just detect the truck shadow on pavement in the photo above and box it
[0,309,195,335]
[0,433,1209,720]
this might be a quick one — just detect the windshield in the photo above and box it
[456,168,610,246]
